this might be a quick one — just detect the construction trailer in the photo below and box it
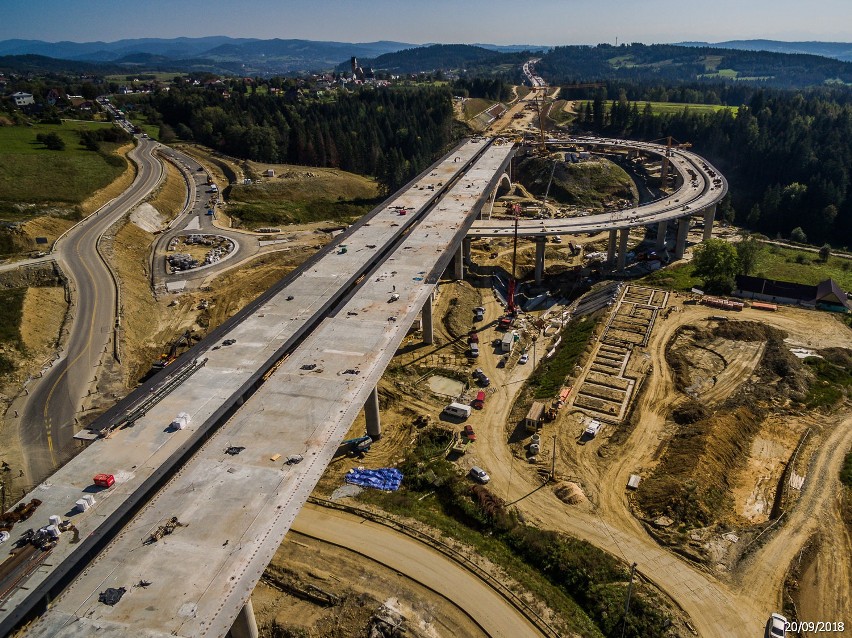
[525,401,545,432]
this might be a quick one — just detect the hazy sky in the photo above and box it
[3,0,851,44]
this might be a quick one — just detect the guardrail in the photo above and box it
[307,496,562,638]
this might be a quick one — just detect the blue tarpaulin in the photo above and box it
[345,468,403,491]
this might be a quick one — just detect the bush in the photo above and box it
[790,226,807,243]
[841,451,852,488]
[35,132,65,150]
[529,317,596,398]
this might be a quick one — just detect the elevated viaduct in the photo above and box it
[0,134,727,637]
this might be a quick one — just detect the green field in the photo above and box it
[462,97,496,119]
[577,100,737,116]
[228,165,379,229]
[641,242,852,292]
[105,72,186,83]
[0,121,127,208]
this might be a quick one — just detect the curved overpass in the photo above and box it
[469,135,728,269]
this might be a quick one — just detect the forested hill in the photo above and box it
[577,88,852,243]
[349,44,524,74]
[134,85,455,192]
[678,40,852,62]
[537,43,852,89]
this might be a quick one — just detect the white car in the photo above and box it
[519,353,529,364]
[469,466,490,484]
[765,613,787,638]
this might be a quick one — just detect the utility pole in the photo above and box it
[620,562,638,638]
[549,434,557,481]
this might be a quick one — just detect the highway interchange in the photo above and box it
[0,101,766,638]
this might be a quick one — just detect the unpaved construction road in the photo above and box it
[293,504,544,638]
[452,290,851,637]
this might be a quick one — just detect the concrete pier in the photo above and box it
[453,243,464,280]
[421,293,434,345]
[703,204,716,242]
[228,599,259,638]
[655,220,667,251]
[365,386,381,440]
[534,238,546,284]
[607,229,618,264]
[675,217,690,260]
[463,237,472,264]
[617,228,630,270]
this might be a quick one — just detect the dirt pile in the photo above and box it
[441,281,482,340]
[639,320,813,533]
[637,405,764,529]
[0,262,63,290]
[554,481,588,505]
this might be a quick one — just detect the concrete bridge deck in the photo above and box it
[22,142,516,638]
[0,138,504,636]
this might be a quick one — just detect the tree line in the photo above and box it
[132,85,456,192]
[573,85,852,245]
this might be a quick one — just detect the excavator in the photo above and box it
[151,329,193,370]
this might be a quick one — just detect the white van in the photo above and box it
[444,402,472,419]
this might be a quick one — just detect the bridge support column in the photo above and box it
[607,229,618,264]
[534,238,546,284]
[655,221,668,251]
[453,243,464,280]
[674,218,690,260]
[421,293,434,345]
[229,598,259,638]
[463,237,472,265]
[703,204,716,242]
[365,386,381,440]
[617,228,630,270]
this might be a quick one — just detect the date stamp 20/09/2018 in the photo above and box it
[785,621,845,633]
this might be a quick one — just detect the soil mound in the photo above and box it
[554,481,588,505]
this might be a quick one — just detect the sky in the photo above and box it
[2,0,851,45]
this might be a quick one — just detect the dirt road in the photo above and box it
[737,414,852,621]
[292,504,545,638]
[456,291,852,637]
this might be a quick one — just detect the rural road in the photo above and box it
[15,136,163,483]
[292,503,545,638]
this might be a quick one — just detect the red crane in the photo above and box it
[500,204,521,329]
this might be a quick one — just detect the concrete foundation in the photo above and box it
[675,217,690,260]
[655,221,667,251]
[703,204,716,242]
[228,599,259,638]
[421,294,434,345]
[607,229,618,263]
[617,228,630,270]
[365,386,381,440]
[534,238,546,284]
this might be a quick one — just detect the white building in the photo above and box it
[12,92,34,106]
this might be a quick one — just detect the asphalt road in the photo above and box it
[150,148,262,292]
[17,137,163,483]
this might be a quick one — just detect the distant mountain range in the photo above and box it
[677,39,852,62]
[0,37,549,75]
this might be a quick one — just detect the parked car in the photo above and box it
[469,466,490,484]
[519,352,529,364]
[765,614,787,638]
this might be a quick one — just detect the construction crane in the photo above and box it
[151,329,193,370]
[499,204,521,330]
